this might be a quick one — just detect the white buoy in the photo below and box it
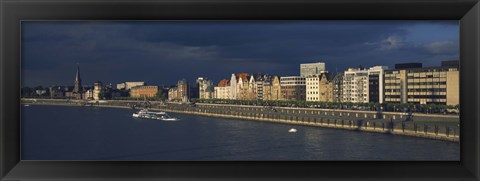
[288,128,297,133]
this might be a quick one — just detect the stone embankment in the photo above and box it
[22,98,460,142]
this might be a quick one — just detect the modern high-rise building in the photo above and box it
[367,66,388,103]
[384,61,459,105]
[343,68,369,103]
[300,62,326,77]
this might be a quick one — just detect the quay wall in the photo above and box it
[21,98,459,142]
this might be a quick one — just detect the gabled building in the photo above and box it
[235,73,250,100]
[214,79,231,99]
[197,77,214,99]
[306,73,334,102]
[168,87,178,101]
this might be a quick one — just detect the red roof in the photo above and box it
[237,73,249,81]
[218,79,230,87]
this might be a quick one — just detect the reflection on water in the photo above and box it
[21,105,459,160]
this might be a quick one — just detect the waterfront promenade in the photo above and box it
[21,98,460,142]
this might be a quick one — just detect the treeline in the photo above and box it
[190,98,460,115]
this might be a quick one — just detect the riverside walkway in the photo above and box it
[21,98,460,142]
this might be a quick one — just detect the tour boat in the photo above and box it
[132,109,178,121]
[288,128,297,133]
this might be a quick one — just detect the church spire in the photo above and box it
[73,63,82,93]
[75,63,81,82]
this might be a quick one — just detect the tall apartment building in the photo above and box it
[300,62,326,77]
[342,66,387,103]
[343,68,369,103]
[367,66,387,103]
[263,75,281,100]
[384,61,459,105]
[280,76,306,100]
[177,79,189,102]
[306,74,320,102]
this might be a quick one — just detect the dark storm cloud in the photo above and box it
[21,21,459,87]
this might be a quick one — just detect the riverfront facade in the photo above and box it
[130,86,159,98]
[280,76,306,100]
[306,73,334,102]
[197,77,214,99]
[27,59,460,108]
[384,61,459,105]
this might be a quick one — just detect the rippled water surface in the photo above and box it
[21,105,460,160]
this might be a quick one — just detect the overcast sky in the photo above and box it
[21,21,459,87]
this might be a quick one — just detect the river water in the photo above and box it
[21,105,459,160]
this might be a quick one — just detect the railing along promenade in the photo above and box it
[22,98,460,142]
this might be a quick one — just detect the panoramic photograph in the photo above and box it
[21,21,460,161]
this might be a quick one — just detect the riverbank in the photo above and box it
[21,98,459,142]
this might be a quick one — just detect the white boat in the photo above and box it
[24,104,30,107]
[288,128,297,133]
[132,109,178,121]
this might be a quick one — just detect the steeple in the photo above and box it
[73,63,83,93]
[75,63,81,82]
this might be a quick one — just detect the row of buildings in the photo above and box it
[25,60,459,106]
[179,61,459,106]
[24,65,168,101]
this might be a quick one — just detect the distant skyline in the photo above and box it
[21,21,459,87]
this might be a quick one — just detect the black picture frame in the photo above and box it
[1,0,479,180]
